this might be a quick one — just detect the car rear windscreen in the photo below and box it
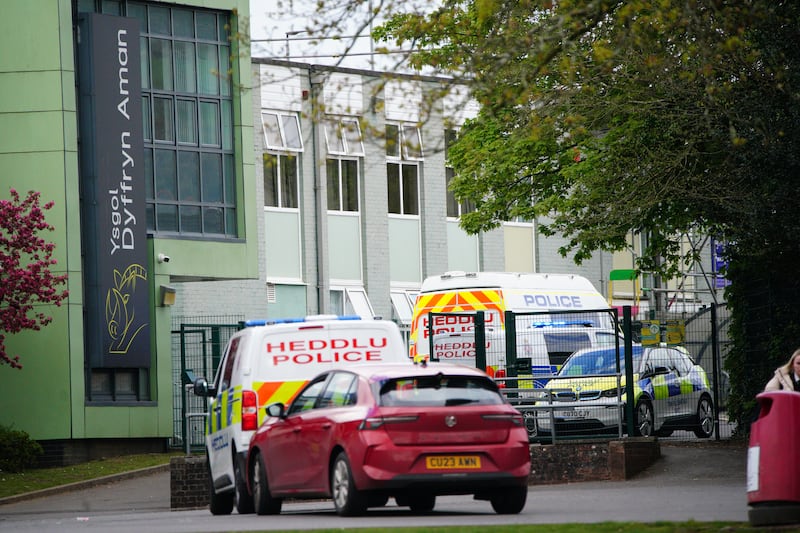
[377,375,505,407]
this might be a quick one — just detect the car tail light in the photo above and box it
[482,413,523,426]
[359,415,419,430]
[242,390,258,431]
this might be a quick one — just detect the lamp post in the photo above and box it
[285,30,308,59]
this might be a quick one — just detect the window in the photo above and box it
[287,376,328,415]
[264,154,299,208]
[324,118,364,156]
[262,112,303,151]
[326,159,359,212]
[390,290,417,325]
[445,129,475,218]
[330,288,374,318]
[387,123,422,216]
[319,372,358,408]
[129,2,237,236]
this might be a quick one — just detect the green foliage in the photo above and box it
[377,0,800,432]
[0,425,43,473]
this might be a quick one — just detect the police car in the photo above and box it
[192,315,410,515]
[533,344,714,439]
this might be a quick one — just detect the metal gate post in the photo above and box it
[475,311,486,371]
[711,303,721,440]
[623,306,635,436]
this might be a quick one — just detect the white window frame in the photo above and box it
[386,122,424,161]
[324,117,365,156]
[262,111,303,152]
[390,290,417,325]
[330,287,375,318]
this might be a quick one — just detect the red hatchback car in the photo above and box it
[246,361,531,516]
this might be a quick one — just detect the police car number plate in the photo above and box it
[425,455,481,469]
[555,410,587,419]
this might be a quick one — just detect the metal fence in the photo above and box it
[427,304,732,442]
[170,315,242,451]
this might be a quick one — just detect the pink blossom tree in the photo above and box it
[0,189,69,369]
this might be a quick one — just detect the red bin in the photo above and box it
[747,390,800,526]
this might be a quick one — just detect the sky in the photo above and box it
[247,0,434,72]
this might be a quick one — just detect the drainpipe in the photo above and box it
[308,67,329,313]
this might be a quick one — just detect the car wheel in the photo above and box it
[234,452,254,514]
[408,493,436,513]
[694,396,714,439]
[331,451,367,516]
[252,453,282,515]
[656,427,674,437]
[207,457,234,515]
[522,411,538,439]
[633,399,654,437]
[490,486,527,514]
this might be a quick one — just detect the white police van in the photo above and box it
[192,315,409,515]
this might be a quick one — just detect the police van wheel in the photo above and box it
[252,453,282,515]
[207,458,234,515]
[331,451,367,516]
[633,399,654,437]
[234,452,255,514]
[693,396,714,439]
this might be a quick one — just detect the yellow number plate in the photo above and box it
[425,455,481,469]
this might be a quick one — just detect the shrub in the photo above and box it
[0,425,43,473]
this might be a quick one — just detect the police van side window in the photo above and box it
[218,337,241,391]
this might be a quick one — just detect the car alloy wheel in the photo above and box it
[634,399,654,437]
[694,396,714,438]
[331,451,367,516]
[252,453,282,515]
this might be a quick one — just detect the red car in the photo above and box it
[246,361,531,516]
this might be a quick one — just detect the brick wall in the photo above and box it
[170,455,209,510]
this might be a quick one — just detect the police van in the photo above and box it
[192,315,409,515]
[410,271,618,379]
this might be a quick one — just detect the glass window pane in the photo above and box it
[199,101,220,146]
[146,203,155,231]
[203,207,224,234]
[264,154,278,207]
[217,14,229,41]
[386,124,400,157]
[196,12,216,40]
[342,160,358,212]
[174,41,196,93]
[446,168,458,217]
[139,37,150,89]
[178,151,200,201]
[221,100,232,150]
[150,39,173,90]
[387,163,400,214]
[326,159,340,211]
[403,125,422,159]
[281,155,298,208]
[224,154,235,204]
[201,153,223,202]
[149,6,170,36]
[262,113,282,148]
[101,0,121,15]
[154,150,176,200]
[325,119,344,154]
[219,46,231,97]
[176,99,197,144]
[142,95,151,142]
[197,43,219,95]
[144,147,154,200]
[173,9,194,38]
[402,164,419,215]
[152,96,174,142]
[156,203,178,231]
[225,207,236,236]
[128,4,147,31]
[343,119,363,155]
[180,205,202,232]
[282,115,302,150]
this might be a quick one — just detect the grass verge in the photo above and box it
[0,452,182,499]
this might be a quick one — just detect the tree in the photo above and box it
[372,1,800,430]
[0,189,69,369]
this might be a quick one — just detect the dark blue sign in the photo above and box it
[78,13,150,368]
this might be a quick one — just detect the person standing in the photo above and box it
[765,348,800,392]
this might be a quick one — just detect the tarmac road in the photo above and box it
[0,441,751,532]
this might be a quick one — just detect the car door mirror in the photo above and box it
[193,377,217,397]
[266,402,285,419]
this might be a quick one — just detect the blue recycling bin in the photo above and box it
[747,391,800,526]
